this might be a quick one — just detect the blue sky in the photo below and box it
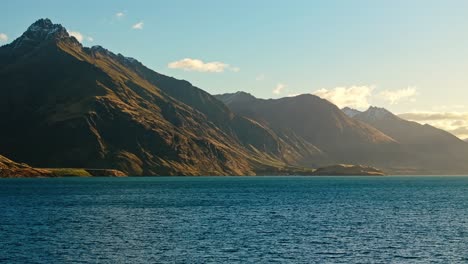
[2,0,468,137]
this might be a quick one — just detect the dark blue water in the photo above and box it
[1,176,467,263]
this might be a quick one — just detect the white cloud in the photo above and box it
[273,83,286,95]
[313,85,374,109]
[255,74,265,81]
[68,31,83,42]
[168,58,239,73]
[67,30,94,43]
[379,87,418,105]
[399,111,468,139]
[0,33,8,42]
[132,21,144,30]
[116,12,125,18]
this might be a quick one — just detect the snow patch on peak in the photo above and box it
[26,18,65,35]
[11,18,71,50]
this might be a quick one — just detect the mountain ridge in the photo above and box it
[218,92,468,174]
[215,92,402,169]
[2,19,468,175]
[0,19,309,175]
[348,106,468,174]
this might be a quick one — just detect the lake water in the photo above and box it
[1,176,467,263]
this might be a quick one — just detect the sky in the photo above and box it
[2,0,468,138]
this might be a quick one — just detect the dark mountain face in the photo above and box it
[0,19,305,175]
[352,107,468,174]
[215,93,399,167]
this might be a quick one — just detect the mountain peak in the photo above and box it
[10,18,73,51]
[28,18,54,29]
[359,106,395,120]
[234,91,255,98]
[342,107,362,118]
[25,18,68,39]
[214,91,256,104]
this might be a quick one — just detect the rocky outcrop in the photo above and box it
[312,164,385,176]
[0,154,126,178]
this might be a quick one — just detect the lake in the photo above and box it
[1,176,467,263]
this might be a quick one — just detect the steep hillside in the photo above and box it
[349,107,468,174]
[0,19,304,175]
[216,92,398,167]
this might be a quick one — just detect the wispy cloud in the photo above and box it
[168,58,239,73]
[87,36,94,42]
[132,21,144,30]
[115,12,125,18]
[0,33,7,42]
[399,111,468,139]
[273,83,286,95]
[379,87,417,105]
[313,85,374,109]
[256,74,265,81]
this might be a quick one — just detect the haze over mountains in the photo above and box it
[216,93,468,174]
[1,19,468,175]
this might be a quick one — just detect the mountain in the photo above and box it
[342,107,362,118]
[351,107,468,174]
[215,92,402,168]
[219,94,468,174]
[0,19,309,175]
[3,19,467,175]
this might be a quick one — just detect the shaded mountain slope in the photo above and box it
[348,107,468,174]
[0,155,28,170]
[215,92,398,167]
[0,19,307,175]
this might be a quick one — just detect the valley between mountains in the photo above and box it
[1,19,468,176]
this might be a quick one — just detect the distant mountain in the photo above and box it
[351,107,468,174]
[0,19,309,175]
[218,93,468,174]
[215,92,401,168]
[342,107,362,118]
[3,19,468,175]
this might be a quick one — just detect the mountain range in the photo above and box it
[1,19,468,175]
[216,93,468,174]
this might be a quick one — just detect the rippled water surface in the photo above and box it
[1,176,468,263]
